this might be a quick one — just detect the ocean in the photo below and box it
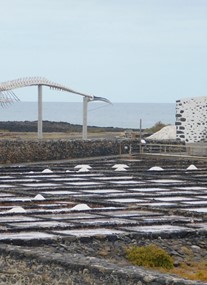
[0,102,175,129]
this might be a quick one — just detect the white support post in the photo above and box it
[38,85,43,139]
[82,96,88,140]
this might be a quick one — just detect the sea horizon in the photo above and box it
[0,101,176,129]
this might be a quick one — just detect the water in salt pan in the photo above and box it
[127,225,191,233]
[185,208,207,213]
[65,182,101,185]
[27,175,59,178]
[0,179,39,182]
[182,201,207,205]
[0,232,56,240]
[111,181,144,184]
[108,198,145,203]
[0,193,15,197]
[23,183,60,187]
[82,189,123,193]
[141,202,175,206]
[151,179,183,183]
[95,176,133,180]
[78,218,137,226]
[0,216,40,222]
[0,197,31,202]
[154,197,193,201]
[10,221,69,229]
[176,186,207,190]
[51,177,86,181]
[130,188,167,192]
[42,191,76,195]
[55,228,125,237]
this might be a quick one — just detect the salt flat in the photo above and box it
[0,155,207,242]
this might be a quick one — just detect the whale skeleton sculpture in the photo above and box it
[0,77,111,139]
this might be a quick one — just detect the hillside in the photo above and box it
[0,121,127,133]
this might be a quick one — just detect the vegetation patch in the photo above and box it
[125,244,207,282]
[125,244,174,269]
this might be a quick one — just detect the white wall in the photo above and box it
[176,97,207,143]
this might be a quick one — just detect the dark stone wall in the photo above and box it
[0,139,135,164]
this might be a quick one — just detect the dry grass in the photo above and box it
[0,131,124,140]
[168,260,207,282]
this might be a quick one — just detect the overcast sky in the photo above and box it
[1,0,207,103]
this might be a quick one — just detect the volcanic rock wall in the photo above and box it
[0,139,134,164]
[176,97,207,143]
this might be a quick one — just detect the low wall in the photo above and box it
[0,139,136,164]
[0,139,185,164]
[187,143,207,157]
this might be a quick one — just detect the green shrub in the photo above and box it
[126,244,174,269]
[146,121,167,133]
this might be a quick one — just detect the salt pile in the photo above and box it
[8,206,26,213]
[74,165,92,169]
[148,166,164,171]
[112,164,129,169]
[112,164,129,171]
[75,164,92,173]
[33,194,45,201]
[147,125,176,140]
[114,166,127,172]
[71,204,91,211]
[42,169,53,173]
[186,164,198,170]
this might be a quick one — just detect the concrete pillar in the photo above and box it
[82,97,89,140]
[38,85,43,139]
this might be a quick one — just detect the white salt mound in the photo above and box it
[186,164,198,170]
[112,164,129,168]
[71,204,91,211]
[147,125,176,140]
[42,168,53,173]
[148,166,164,171]
[114,166,127,171]
[8,206,26,213]
[33,194,45,201]
[74,164,92,169]
[77,167,90,172]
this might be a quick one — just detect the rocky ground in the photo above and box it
[47,235,207,268]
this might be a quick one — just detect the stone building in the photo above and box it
[176,96,207,143]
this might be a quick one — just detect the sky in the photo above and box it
[1,0,207,103]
